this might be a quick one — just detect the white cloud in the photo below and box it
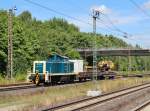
[91,5,112,14]
[110,15,142,25]
[68,4,148,35]
[90,5,143,26]
[143,0,150,9]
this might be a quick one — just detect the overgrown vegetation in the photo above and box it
[0,10,150,77]
[0,74,26,85]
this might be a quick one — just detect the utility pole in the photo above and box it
[7,7,16,79]
[87,9,102,96]
[92,9,100,88]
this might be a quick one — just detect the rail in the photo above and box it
[132,99,150,111]
[41,82,150,111]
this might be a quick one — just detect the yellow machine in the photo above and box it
[83,60,116,80]
[98,60,115,71]
[84,60,115,71]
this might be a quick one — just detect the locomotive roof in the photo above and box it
[47,53,69,62]
[49,53,68,59]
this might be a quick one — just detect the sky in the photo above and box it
[1,0,150,48]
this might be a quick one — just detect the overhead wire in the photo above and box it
[24,0,133,39]
[100,13,131,38]
[97,19,121,33]
[63,1,148,67]
[24,0,112,32]
[24,0,96,28]
[65,0,128,36]
[66,0,131,37]
[129,0,150,19]
[127,0,150,45]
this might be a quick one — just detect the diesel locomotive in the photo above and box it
[27,54,83,85]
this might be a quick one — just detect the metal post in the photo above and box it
[92,10,100,89]
[84,43,87,74]
[128,48,131,73]
[145,56,147,72]
[7,9,13,79]
[93,16,97,81]
[7,7,16,79]
[118,56,120,71]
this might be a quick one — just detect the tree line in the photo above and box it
[0,10,149,76]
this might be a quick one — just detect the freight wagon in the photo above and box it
[28,54,83,85]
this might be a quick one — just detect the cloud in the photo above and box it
[143,0,150,9]
[110,15,142,25]
[91,5,112,14]
[90,5,143,26]
[68,4,148,35]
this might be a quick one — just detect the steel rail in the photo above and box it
[0,76,123,92]
[0,84,37,92]
[0,81,93,92]
[0,82,32,87]
[42,82,150,111]
[131,99,150,111]
[72,85,150,111]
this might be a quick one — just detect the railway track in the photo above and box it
[0,81,92,92]
[0,83,36,92]
[41,82,150,111]
[0,82,32,87]
[132,99,150,111]
[0,73,149,92]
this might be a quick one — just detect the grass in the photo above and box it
[0,74,27,85]
[0,77,150,111]
[118,71,150,75]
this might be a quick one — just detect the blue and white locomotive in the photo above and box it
[28,54,83,85]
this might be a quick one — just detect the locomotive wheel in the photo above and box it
[35,74,40,86]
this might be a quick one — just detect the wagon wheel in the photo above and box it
[35,74,40,86]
